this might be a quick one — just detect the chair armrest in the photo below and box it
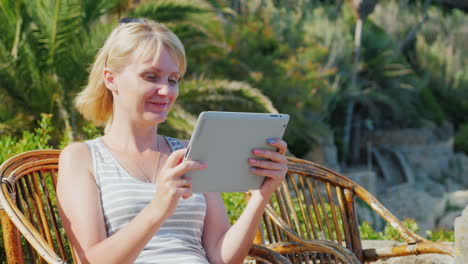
[248,244,292,264]
[351,184,455,258]
[265,240,361,264]
[362,241,454,261]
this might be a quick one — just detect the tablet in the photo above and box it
[184,111,289,193]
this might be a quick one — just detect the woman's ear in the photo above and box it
[103,68,118,94]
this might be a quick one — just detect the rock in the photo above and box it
[434,121,454,142]
[445,178,464,193]
[437,211,462,231]
[304,134,340,171]
[433,190,468,230]
[446,190,468,210]
[434,199,448,224]
[369,122,456,188]
[344,167,377,196]
[370,121,453,147]
[423,179,447,198]
[369,254,454,264]
[448,153,468,187]
[398,145,453,184]
[371,128,437,147]
[380,184,440,233]
[454,206,468,264]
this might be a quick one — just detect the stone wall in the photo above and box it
[315,121,468,233]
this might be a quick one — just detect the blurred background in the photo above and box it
[0,0,467,249]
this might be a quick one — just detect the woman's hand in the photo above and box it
[248,138,288,199]
[151,148,207,220]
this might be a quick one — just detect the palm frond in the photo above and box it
[178,78,279,115]
[128,1,210,22]
[80,0,121,30]
[26,0,82,70]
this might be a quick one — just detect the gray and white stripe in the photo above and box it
[85,136,209,264]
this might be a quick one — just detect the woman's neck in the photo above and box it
[102,118,159,153]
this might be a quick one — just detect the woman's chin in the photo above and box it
[143,112,168,124]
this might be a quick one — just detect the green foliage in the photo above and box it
[372,0,468,129]
[359,219,417,241]
[194,7,339,156]
[455,123,468,155]
[0,113,53,164]
[426,229,455,242]
[418,86,447,125]
[0,0,222,141]
[360,218,454,242]
[221,193,247,224]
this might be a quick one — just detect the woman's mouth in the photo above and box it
[147,101,168,110]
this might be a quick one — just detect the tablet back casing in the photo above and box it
[185,112,289,193]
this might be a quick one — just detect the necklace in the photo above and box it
[111,135,162,183]
[137,135,161,183]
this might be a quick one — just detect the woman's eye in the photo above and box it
[143,73,158,80]
[169,79,178,85]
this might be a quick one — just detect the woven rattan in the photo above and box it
[0,150,292,264]
[253,156,454,263]
[1,150,454,264]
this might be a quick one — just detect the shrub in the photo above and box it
[455,123,468,155]
[360,218,454,242]
[222,193,247,224]
[0,113,54,164]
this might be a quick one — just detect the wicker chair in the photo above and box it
[0,150,296,263]
[253,156,454,263]
[0,150,358,264]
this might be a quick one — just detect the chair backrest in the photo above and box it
[256,157,364,262]
[0,149,73,264]
[256,156,446,263]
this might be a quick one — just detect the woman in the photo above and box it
[57,18,288,264]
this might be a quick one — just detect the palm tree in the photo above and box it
[0,0,225,141]
[0,0,121,140]
[341,0,379,165]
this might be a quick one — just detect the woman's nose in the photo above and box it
[156,81,175,96]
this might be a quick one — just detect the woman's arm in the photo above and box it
[57,142,205,264]
[202,139,288,264]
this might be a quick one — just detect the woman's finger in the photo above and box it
[164,148,188,168]
[171,160,207,178]
[179,177,192,188]
[252,149,288,164]
[250,167,286,179]
[249,158,284,171]
[266,138,287,155]
[178,186,193,200]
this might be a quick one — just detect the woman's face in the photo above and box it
[109,45,180,125]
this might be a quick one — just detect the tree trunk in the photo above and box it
[351,18,363,89]
[343,101,355,166]
[55,94,74,142]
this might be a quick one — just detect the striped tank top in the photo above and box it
[85,136,209,264]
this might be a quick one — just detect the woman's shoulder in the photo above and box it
[59,142,93,171]
[61,141,91,155]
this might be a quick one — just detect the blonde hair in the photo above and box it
[75,18,186,126]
